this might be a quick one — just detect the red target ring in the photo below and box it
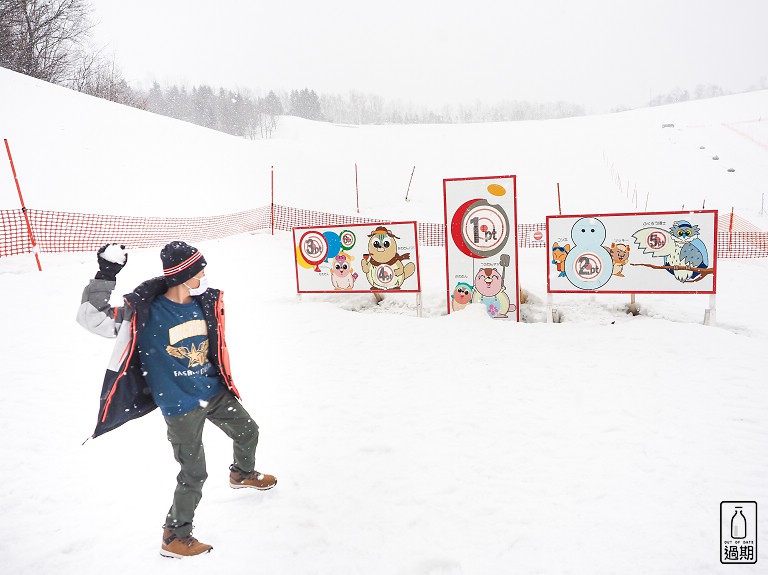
[451,198,509,259]
[299,230,329,271]
[450,198,480,258]
[647,231,667,250]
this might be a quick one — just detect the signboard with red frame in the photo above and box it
[546,210,717,294]
[293,221,421,294]
[443,175,520,320]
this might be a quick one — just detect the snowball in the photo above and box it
[101,244,127,265]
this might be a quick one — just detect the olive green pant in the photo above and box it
[163,390,259,537]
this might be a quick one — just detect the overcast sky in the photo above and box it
[90,0,768,114]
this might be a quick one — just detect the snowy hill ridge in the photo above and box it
[2,66,768,226]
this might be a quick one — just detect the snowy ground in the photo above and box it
[1,68,767,573]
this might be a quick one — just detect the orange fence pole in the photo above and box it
[4,139,42,270]
[728,206,734,253]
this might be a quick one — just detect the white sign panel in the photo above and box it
[293,221,421,293]
[547,210,717,294]
[443,175,520,320]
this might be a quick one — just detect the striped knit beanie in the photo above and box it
[160,241,207,286]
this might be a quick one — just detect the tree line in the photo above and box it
[650,84,729,107]
[139,83,587,138]
[0,1,586,138]
[145,84,283,139]
[648,79,768,107]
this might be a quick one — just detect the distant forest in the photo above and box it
[2,0,766,140]
[139,82,588,139]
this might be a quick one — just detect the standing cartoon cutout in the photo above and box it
[361,226,415,290]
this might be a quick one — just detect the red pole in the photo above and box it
[4,139,42,271]
[557,182,562,215]
[270,165,274,235]
[728,206,734,252]
[355,163,359,214]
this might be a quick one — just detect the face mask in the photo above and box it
[185,276,209,296]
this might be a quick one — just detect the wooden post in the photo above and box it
[629,293,639,316]
[270,165,274,235]
[355,163,360,213]
[405,165,415,202]
[4,139,42,271]
[546,293,553,323]
[704,294,717,326]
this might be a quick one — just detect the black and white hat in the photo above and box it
[160,241,206,286]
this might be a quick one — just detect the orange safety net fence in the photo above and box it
[2,205,766,259]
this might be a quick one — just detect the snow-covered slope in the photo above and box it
[1,67,767,574]
[2,66,767,226]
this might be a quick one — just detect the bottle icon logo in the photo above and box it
[731,507,747,539]
[721,501,757,564]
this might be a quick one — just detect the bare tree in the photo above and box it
[69,50,146,109]
[0,0,93,83]
[0,3,24,70]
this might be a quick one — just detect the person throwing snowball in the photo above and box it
[77,241,276,558]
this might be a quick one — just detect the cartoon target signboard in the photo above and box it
[443,175,520,320]
[546,210,717,293]
[293,221,421,293]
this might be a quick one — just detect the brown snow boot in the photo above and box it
[160,528,212,558]
[229,464,277,490]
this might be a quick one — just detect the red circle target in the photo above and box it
[647,231,667,250]
[450,198,509,259]
[374,264,396,287]
[340,230,356,250]
[572,252,603,280]
[299,230,328,271]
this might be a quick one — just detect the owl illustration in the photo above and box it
[632,220,709,282]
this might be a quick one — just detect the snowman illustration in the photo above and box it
[563,217,613,290]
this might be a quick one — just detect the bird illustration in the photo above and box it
[632,220,709,282]
[166,340,209,368]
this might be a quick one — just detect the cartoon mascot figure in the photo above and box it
[361,226,415,290]
[330,253,358,290]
